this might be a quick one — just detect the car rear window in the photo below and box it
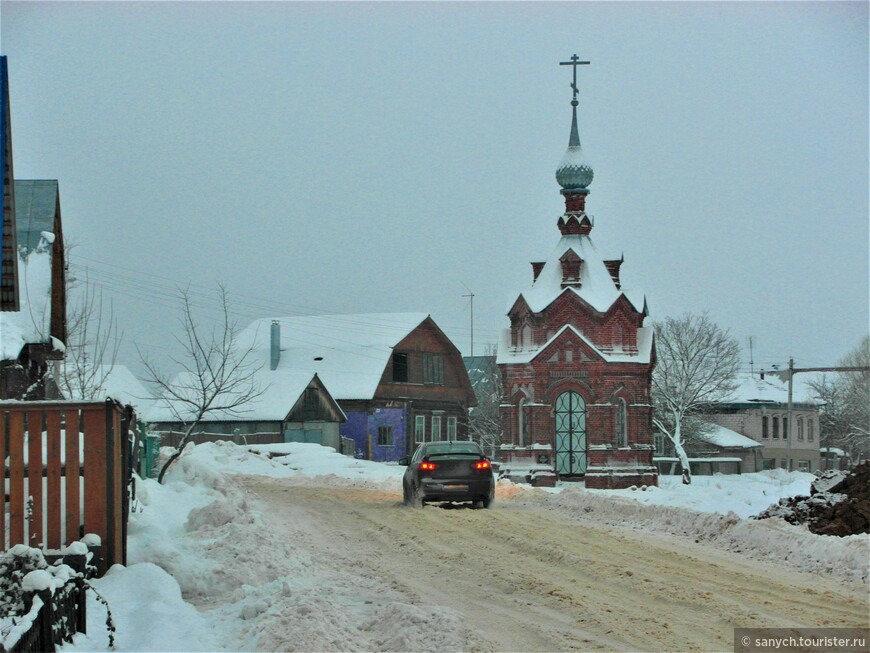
[424,443,482,457]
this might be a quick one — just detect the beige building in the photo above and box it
[708,374,822,472]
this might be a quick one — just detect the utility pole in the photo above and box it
[748,336,755,376]
[762,361,870,472]
[461,284,475,357]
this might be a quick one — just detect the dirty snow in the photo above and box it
[59,442,868,652]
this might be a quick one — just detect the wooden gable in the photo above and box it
[377,316,477,407]
[285,374,346,424]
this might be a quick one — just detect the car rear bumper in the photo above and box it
[419,478,494,502]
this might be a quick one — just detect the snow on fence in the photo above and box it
[1,400,133,575]
[2,552,90,653]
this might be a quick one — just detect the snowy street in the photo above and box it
[61,443,869,652]
[231,480,867,652]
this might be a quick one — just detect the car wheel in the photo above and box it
[481,492,494,509]
[402,482,412,506]
[412,485,424,508]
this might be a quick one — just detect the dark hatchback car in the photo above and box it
[400,441,495,508]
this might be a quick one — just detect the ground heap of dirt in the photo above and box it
[755,462,870,536]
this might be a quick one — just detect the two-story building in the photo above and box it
[706,373,823,472]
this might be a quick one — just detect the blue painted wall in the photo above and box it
[341,408,407,462]
[0,56,8,292]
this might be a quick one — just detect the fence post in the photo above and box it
[105,399,116,574]
[37,587,55,652]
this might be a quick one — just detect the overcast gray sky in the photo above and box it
[2,1,867,378]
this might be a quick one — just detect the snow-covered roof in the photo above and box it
[234,312,429,402]
[0,242,53,361]
[496,323,654,366]
[0,180,60,361]
[65,364,156,415]
[509,235,645,315]
[699,423,762,449]
[146,312,431,423]
[145,369,334,423]
[820,447,845,457]
[727,373,823,406]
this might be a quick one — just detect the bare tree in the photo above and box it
[466,343,502,458]
[140,284,264,483]
[810,335,870,464]
[60,270,124,400]
[652,313,741,484]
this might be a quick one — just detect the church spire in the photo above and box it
[555,55,594,230]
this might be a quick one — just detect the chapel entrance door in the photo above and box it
[554,391,587,476]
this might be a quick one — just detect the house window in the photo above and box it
[797,460,810,472]
[780,459,788,469]
[447,416,457,441]
[392,353,408,383]
[615,398,628,448]
[521,325,532,349]
[518,397,529,446]
[654,433,666,456]
[613,329,624,352]
[807,419,814,442]
[415,415,425,443]
[377,425,393,446]
[782,418,788,440]
[565,350,573,364]
[423,354,444,385]
[762,416,769,439]
[431,415,442,441]
[797,417,804,441]
[772,416,779,439]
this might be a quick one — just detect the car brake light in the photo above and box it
[474,460,491,470]
[419,462,436,471]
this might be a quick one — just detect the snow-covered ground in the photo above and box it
[56,442,868,652]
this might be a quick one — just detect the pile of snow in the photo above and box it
[593,468,815,519]
[509,482,868,585]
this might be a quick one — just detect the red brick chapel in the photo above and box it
[496,56,658,489]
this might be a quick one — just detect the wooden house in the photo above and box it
[223,313,477,461]
[0,57,67,399]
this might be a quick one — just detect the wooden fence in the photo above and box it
[1,400,133,575]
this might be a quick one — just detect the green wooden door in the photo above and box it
[554,391,587,475]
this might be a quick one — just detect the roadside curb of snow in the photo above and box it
[508,484,869,585]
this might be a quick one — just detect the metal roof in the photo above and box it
[14,180,59,254]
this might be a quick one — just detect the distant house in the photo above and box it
[655,422,763,476]
[227,313,477,462]
[146,371,347,450]
[63,363,155,414]
[704,373,823,472]
[0,57,67,399]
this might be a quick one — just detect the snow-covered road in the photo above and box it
[218,477,867,652]
[61,443,869,652]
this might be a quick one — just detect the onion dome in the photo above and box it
[555,100,593,192]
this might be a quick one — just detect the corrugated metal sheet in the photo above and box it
[14,180,59,253]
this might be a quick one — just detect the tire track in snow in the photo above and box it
[239,478,867,653]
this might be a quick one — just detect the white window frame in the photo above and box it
[431,415,442,442]
[447,416,457,441]
[415,415,425,443]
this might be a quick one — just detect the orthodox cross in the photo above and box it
[560,54,590,104]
